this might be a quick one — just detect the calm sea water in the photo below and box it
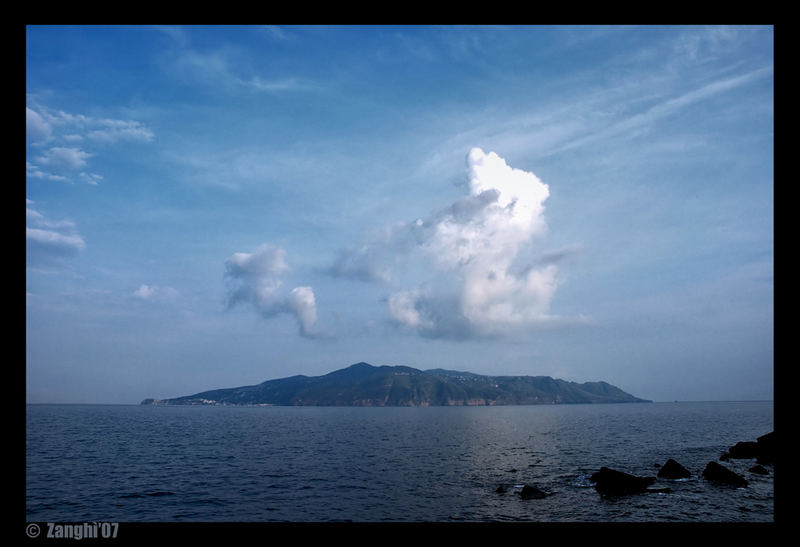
[26,402,773,523]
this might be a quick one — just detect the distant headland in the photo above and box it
[141,362,651,406]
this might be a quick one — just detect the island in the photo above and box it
[141,362,651,406]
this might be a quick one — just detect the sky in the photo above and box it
[25,25,774,404]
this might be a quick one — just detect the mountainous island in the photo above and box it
[141,362,650,406]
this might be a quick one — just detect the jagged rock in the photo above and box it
[590,467,656,496]
[657,458,692,479]
[719,452,731,461]
[749,464,769,475]
[728,441,759,459]
[756,432,774,466]
[495,485,508,493]
[702,461,748,487]
[519,485,548,499]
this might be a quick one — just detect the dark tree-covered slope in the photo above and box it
[142,362,650,406]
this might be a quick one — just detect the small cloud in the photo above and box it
[260,25,293,41]
[224,244,319,338]
[26,162,69,182]
[152,25,189,47]
[26,227,85,252]
[287,286,317,337]
[87,119,154,143]
[166,43,318,95]
[26,201,85,263]
[26,107,52,142]
[246,76,319,93]
[26,206,76,230]
[79,172,104,185]
[36,147,91,171]
[224,244,289,310]
[133,284,180,301]
[26,103,155,185]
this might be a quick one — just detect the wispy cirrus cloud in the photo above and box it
[85,118,155,143]
[162,39,321,95]
[154,24,324,93]
[26,200,85,264]
[26,162,68,182]
[414,30,772,183]
[545,65,773,158]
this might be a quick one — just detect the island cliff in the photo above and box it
[142,362,650,406]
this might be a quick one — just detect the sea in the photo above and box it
[26,401,774,527]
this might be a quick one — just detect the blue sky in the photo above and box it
[26,25,774,404]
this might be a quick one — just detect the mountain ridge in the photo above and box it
[141,362,651,406]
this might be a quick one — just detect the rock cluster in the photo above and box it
[497,431,773,499]
[701,430,774,487]
[721,431,774,466]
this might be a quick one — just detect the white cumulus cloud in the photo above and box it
[332,148,568,339]
[388,290,432,331]
[224,244,318,338]
[287,286,318,337]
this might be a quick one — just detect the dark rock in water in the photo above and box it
[590,467,656,496]
[757,431,774,443]
[519,484,548,500]
[495,485,508,494]
[749,464,769,475]
[719,452,731,462]
[756,431,774,466]
[702,461,748,487]
[724,432,774,465]
[728,441,759,459]
[657,458,692,479]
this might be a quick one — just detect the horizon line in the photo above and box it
[26,399,775,406]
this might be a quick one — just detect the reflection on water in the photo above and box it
[27,402,773,522]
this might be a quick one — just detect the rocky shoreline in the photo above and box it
[501,431,774,500]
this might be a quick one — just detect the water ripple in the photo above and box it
[27,402,773,522]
